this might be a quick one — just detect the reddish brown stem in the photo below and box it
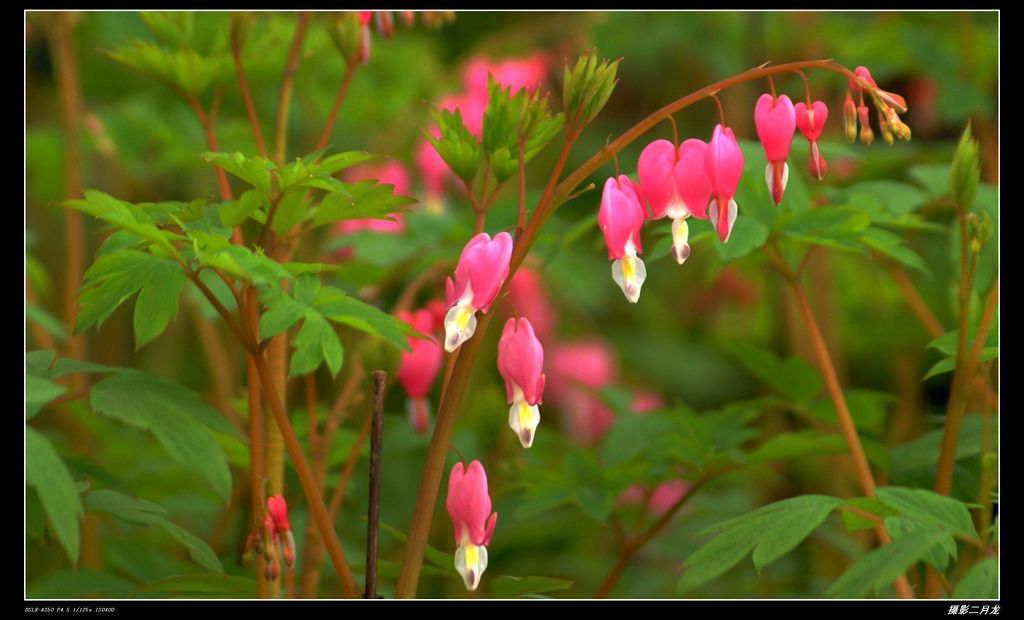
[314,64,357,153]
[272,12,311,165]
[232,44,268,158]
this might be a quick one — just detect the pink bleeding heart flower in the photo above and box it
[266,495,296,569]
[705,124,744,244]
[446,460,498,591]
[396,308,443,435]
[637,139,712,264]
[506,267,555,342]
[598,175,647,303]
[335,160,411,235]
[794,100,829,181]
[444,232,513,352]
[754,94,796,206]
[497,317,546,448]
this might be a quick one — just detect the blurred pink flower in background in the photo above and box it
[505,266,556,342]
[548,340,619,445]
[396,307,443,434]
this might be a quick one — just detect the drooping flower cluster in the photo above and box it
[261,495,296,582]
[446,460,498,591]
[595,64,907,303]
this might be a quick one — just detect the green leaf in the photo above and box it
[810,388,896,436]
[315,285,412,351]
[290,311,344,378]
[861,227,931,276]
[200,151,275,197]
[89,372,233,499]
[26,302,69,343]
[747,431,848,464]
[890,415,988,474]
[841,497,899,532]
[825,530,945,598]
[928,328,999,357]
[315,151,381,176]
[26,374,67,418]
[780,206,870,251]
[952,556,997,599]
[924,350,998,380]
[490,575,574,598]
[219,189,265,227]
[709,215,769,263]
[601,412,672,467]
[133,258,186,349]
[64,191,181,257]
[678,495,842,592]
[27,569,136,599]
[85,490,222,573]
[874,486,978,539]
[140,573,256,597]
[312,179,416,228]
[727,342,822,404]
[378,521,453,570]
[908,163,952,197]
[26,427,83,564]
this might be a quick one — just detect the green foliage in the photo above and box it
[425,107,482,184]
[312,179,416,228]
[953,556,997,599]
[677,495,842,593]
[825,530,945,598]
[563,50,620,134]
[924,328,999,380]
[482,76,563,182]
[85,490,223,573]
[89,371,234,499]
[26,375,67,419]
[106,39,230,98]
[490,575,574,598]
[727,342,821,405]
[26,427,84,564]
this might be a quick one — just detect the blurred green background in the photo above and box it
[26,11,998,599]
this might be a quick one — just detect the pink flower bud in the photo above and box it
[637,139,711,264]
[443,232,513,352]
[598,175,647,303]
[857,104,874,145]
[446,460,498,591]
[705,124,744,243]
[498,318,546,448]
[754,94,796,206]
[843,92,858,143]
[266,495,290,533]
[850,65,877,90]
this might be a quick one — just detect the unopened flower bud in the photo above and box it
[877,108,894,145]
[843,92,857,143]
[857,104,873,145]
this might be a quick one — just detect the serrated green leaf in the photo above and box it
[26,427,83,564]
[679,495,842,592]
[780,206,870,251]
[26,375,67,419]
[312,180,415,228]
[825,530,945,598]
[890,415,989,474]
[862,227,931,276]
[709,215,769,262]
[927,327,999,357]
[270,187,308,236]
[727,342,822,404]
[315,286,412,351]
[26,302,69,343]
[86,490,222,573]
[875,486,978,539]
[89,372,233,499]
[200,151,275,197]
[924,349,999,380]
[841,497,900,532]
[316,151,381,176]
[133,258,186,349]
[219,189,265,227]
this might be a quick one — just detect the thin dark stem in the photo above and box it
[315,64,357,153]
[232,44,268,158]
[364,371,387,599]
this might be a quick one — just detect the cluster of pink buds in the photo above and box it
[396,306,444,434]
[446,460,498,590]
[844,66,911,146]
[261,495,296,581]
[443,232,513,352]
[497,317,546,448]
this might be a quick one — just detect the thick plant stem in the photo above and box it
[49,13,87,388]
[251,352,360,598]
[272,12,310,165]
[773,253,914,599]
[244,287,270,598]
[594,476,711,598]
[395,58,874,599]
[886,262,944,339]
